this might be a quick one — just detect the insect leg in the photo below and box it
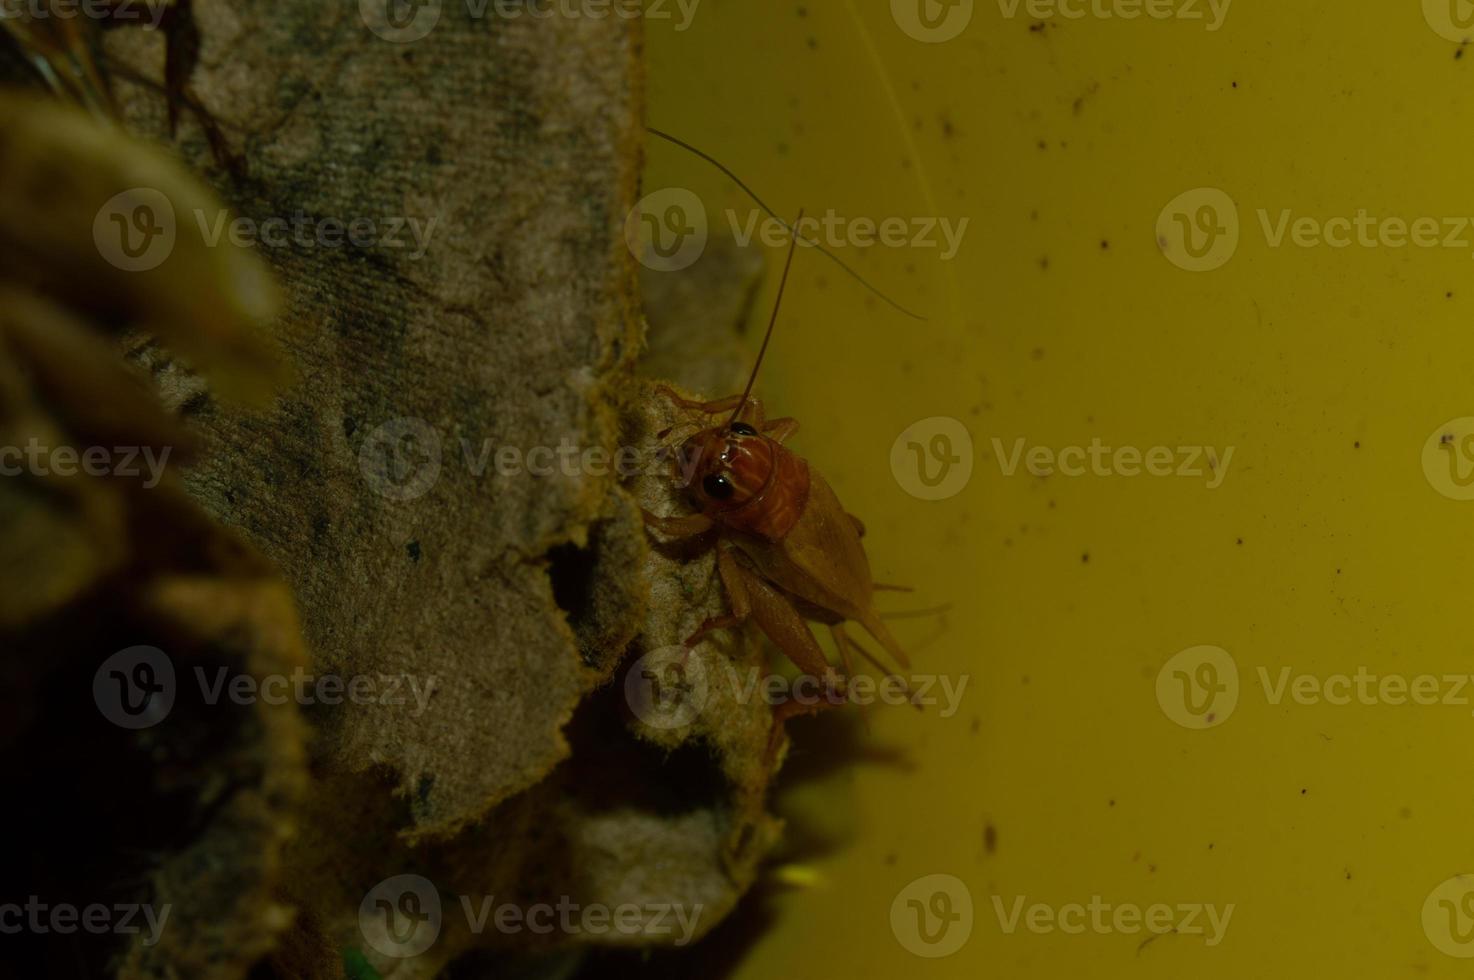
[680,546,751,648]
[718,557,848,759]
[835,623,922,711]
[653,385,742,414]
[652,385,766,427]
[830,623,870,730]
[737,569,839,684]
[855,609,912,670]
[641,509,714,539]
[762,417,800,444]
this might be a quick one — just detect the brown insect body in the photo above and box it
[735,470,906,664]
[643,210,914,754]
[675,414,908,664]
[679,424,810,538]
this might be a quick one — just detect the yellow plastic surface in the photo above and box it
[642,2,1474,976]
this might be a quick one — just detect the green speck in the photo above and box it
[344,948,383,980]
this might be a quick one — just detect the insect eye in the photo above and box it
[702,473,735,500]
[729,422,758,436]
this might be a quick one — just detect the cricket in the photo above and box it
[641,209,918,757]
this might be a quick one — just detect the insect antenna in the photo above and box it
[648,127,926,322]
[879,603,953,620]
[727,206,804,429]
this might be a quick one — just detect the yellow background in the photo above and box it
[644,1,1474,976]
